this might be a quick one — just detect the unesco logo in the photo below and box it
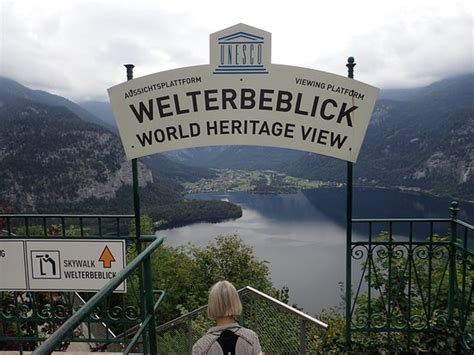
[211,24,271,75]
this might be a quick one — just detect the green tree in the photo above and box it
[14,224,83,236]
[129,215,154,236]
[123,232,274,325]
[317,234,472,354]
[151,245,206,322]
[191,234,273,294]
[0,204,9,231]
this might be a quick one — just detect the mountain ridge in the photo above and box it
[285,73,474,200]
[4,73,471,208]
[0,78,241,225]
[0,76,116,131]
[0,96,157,211]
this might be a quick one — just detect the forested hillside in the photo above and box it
[0,78,237,223]
[285,74,474,200]
[0,96,177,212]
[122,74,473,200]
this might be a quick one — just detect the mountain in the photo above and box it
[377,87,424,101]
[78,98,304,171]
[0,78,232,223]
[0,78,215,186]
[4,73,470,212]
[164,146,304,170]
[0,79,206,212]
[78,100,216,181]
[78,100,118,129]
[0,77,115,131]
[77,99,237,169]
[0,95,165,212]
[285,74,474,200]
[152,74,473,202]
[379,75,473,110]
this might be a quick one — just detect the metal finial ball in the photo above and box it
[450,200,460,218]
[124,64,135,69]
[347,57,355,64]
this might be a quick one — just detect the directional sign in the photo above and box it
[0,240,28,290]
[0,239,127,293]
[99,246,116,268]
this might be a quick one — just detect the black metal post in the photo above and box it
[448,201,459,323]
[126,65,139,246]
[144,254,158,353]
[299,318,307,354]
[188,316,193,355]
[345,56,356,348]
[125,64,154,354]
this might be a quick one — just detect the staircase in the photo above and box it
[156,286,327,354]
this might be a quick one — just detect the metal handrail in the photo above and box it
[2,234,159,241]
[0,213,136,239]
[156,305,207,333]
[32,236,164,355]
[156,286,328,333]
[74,292,118,339]
[352,218,452,223]
[109,290,166,341]
[347,210,473,351]
[351,240,451,246]
[76,290,166,353]
[123,290,166,354]
[0,214,135,218]
[454,219,474,229]
[243,286,328,329]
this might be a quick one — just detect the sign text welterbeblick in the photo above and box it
[0,239,126,293]
[108,24,379,162]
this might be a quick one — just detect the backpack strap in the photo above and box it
[216,329,239,354]
[202,326,242,354]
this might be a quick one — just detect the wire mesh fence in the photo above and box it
[156,286,327,354]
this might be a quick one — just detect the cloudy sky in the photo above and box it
[1,0,472,101]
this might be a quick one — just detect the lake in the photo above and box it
[160,188,474,315]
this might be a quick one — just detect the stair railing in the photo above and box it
[32,236,164,355]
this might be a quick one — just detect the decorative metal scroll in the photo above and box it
[349,215,473,352]
[0,214,143,352]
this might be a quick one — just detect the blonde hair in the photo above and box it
[207,280,242,320]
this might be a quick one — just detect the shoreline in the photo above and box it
[366,184,474,205]
[184,168,474,204]
[187,184,474,205]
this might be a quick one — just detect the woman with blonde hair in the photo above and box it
[192,280,262,355]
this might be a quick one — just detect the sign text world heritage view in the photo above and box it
[108,24,379,162]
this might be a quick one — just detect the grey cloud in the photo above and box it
[336,14,473,87]
[1,1,472,100]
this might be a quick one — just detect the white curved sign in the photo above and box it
[108,24,379,162]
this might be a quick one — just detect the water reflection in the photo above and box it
[161,188,474,315]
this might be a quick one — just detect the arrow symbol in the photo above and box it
[99,246,115,268]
